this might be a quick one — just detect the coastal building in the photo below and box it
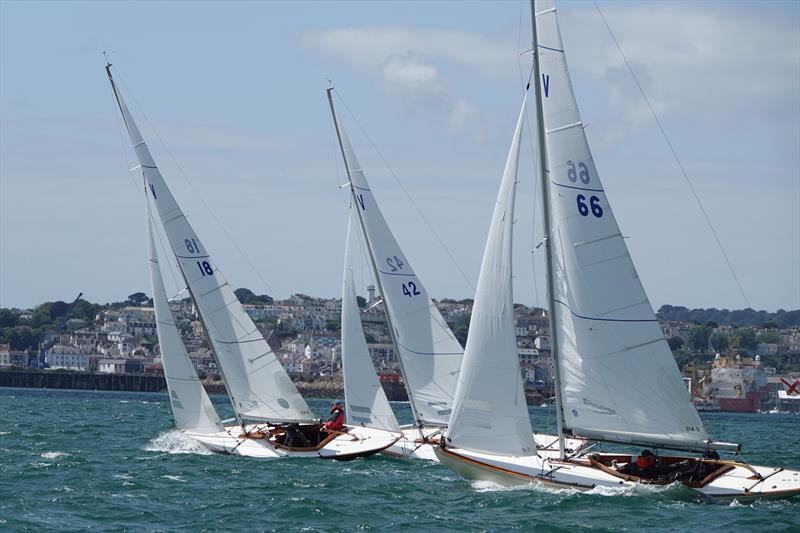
[98,359,126,374]
[45,350,97,371]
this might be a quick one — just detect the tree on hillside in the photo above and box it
[756,331,781,344]
[667,336,684,351]
[127,292,149,306]
[687,326,711,352]
[732,328,757,351]
[235,288,257,304]
[710,332,729,353]
[448,314,471,346]
[0,309,19,329]
[356,296,366,309]
[4,325,39,351]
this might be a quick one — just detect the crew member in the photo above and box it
[620,449,658,478]
[323,401,345,433]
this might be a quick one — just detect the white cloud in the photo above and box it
[302,25,515,75]
[559,3,800,133]
[302,25,518,133]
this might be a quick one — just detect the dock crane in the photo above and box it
[36,292,83,369]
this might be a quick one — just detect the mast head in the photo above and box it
[103,52,113,79]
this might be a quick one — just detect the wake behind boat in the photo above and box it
[435,0,800,500]
[109,62,398,460]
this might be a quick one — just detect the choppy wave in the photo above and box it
[41,451,70,460]
[470,478,693,499]
[144,430,213,455]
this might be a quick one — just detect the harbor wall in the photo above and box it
[0,369,409,401]
[0,370,550,404]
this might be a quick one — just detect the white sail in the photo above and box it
[446,95,534,456]
[146,206,221,434]
[108,66,313,423]
[330,97,463,426]
[535,1,709,450]
[341,208,400,431]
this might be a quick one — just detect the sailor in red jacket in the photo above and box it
[323,401,345,433]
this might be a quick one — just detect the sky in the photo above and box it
[1,0,798,312]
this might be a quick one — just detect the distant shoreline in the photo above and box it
[0,369,550,405]
[0,368,410,400]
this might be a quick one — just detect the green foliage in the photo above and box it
[71,299,101,323]
[673,350,715,370]
[666,336,684,351]
[3,325,39,351]
[447,314,471,347]
[657,305,800,328]
[325,319,341,332]
[732,328,758,351]
[356,296,367,309]
[0,309,19,329]
[234,288,273,304]
[127,292,150,306]
[687,326,711,352]
[756,331,781,344]
[709,332,729,353]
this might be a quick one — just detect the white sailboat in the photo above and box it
[326,89,583,461]
[435,0,800,500]
[110,63,399,460]
[341,208,402,434]
[146,203,225,439]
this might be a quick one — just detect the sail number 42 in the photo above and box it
[402,281,420,297]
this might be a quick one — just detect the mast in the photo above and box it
[530,0,567,459]
[106,61,243,429]
[326,88,423,428]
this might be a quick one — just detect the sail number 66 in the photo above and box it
[577,194,603,218]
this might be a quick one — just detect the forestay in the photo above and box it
[535,1,709,450]
[447,95,535,456]
[341,209,400,432]
[108,66,313,423]
[330,99,463,426]
[146,207,221,434]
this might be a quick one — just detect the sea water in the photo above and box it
[0,388,798,532]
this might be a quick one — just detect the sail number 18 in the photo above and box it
[197,261,214,277]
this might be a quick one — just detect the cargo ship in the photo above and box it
[709,354,770,412]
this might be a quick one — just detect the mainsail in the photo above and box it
[108,65,313,423]
[446,94,534,456]
[534,0,709,450]
[327,91,463,426]
[146,205,221,434]
[341,208,400,431]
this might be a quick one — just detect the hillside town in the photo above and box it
[1,291,799,412]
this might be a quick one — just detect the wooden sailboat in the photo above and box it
[109,63,399,460]
[326,89,584,461]
[435,0,800,500]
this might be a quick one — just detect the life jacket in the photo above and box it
[636,455,655,469]
[324,408,344,431]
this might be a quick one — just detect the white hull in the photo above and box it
[435,446,800,500]
[382,427,587,463]
[184,424,400,460]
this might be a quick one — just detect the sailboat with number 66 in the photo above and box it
[434,0,800,500]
